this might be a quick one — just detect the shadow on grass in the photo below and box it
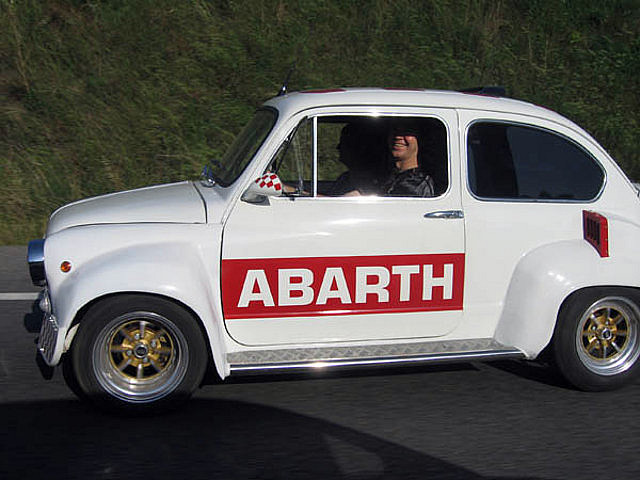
[0,398,544,480]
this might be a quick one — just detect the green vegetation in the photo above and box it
[2,0,638,244]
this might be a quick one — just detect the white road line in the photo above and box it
[0,292,40,301]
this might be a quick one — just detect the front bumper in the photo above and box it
[29,245,66,367]
[38,313,60,366]
[34,289,65,366]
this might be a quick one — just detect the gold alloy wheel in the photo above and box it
[107,320,175,381]
[93,311,189,403]
[576,297,640,376]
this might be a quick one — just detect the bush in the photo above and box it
[1,0,638,244]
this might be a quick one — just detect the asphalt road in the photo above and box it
[2,246,639,479]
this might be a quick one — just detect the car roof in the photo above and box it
[263,87,577,130]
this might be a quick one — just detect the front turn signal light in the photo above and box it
[60,261,72,273]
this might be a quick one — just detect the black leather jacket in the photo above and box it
[382,168,435,197]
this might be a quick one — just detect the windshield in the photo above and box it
[212,108,278,187]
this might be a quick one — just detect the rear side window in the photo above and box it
[467,122,604,201]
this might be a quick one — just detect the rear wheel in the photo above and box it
[70,295,208,411]
[553,288,640,391]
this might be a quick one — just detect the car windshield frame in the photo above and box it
[212,107,278,187]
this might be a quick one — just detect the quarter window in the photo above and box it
[271,119,313,196]
[467,123,604,201]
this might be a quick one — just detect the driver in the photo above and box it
[381,120,435,197]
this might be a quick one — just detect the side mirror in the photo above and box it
[242,172,284,204]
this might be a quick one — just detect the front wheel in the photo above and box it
[69,295,208,411]
[553,288,640,391]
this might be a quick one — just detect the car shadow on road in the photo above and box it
[0,398,545,480]
[484,359,571,390]
[23,299,42,334]
[212,362,480,386]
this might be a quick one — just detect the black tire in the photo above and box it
[71,294,208,412]
[553,288,640,391]
[62,349,88,401]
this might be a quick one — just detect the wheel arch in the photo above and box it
[66,291,220,380]
[494,239,640,358]
[556,286,640,320]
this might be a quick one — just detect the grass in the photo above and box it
[1,0,638,244]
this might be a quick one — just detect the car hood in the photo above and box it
[46,181,206,236]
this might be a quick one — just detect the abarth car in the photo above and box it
[28,87,640,410]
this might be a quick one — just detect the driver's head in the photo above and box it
[388,120,420,168]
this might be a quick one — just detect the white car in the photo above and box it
[28,87,640,410]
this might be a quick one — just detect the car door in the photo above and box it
[459,109,607,339]
[221,107,466,346]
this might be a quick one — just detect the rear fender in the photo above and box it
[495,240,640,357]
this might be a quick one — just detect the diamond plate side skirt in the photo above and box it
[228,338,524,375]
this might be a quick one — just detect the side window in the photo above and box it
[268,115,449,197]
[315,115,448,197]
[315,117,389,196]
[468,122,604,201]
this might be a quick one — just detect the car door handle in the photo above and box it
[423,210,464,219]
